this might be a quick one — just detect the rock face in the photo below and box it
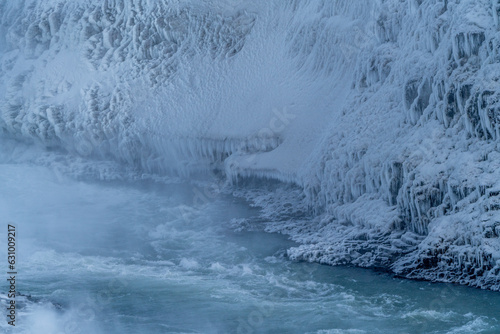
[1,0,500,290]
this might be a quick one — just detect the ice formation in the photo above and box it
[1,0,500,290]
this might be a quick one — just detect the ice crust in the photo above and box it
[1,0,500,289]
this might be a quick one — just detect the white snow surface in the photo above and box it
[1,0,500,289]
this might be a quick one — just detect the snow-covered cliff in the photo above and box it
[1,0,500,290]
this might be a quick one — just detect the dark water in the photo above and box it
[0,163,499,334]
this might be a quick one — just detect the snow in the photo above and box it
[1,0,500,289]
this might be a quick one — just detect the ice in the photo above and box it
[1,0,500,289]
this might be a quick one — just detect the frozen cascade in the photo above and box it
[2,0,500,290]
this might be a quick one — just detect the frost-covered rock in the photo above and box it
[1,0,500,290]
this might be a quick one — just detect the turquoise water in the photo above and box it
[1,163,499,334]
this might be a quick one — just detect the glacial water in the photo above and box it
[0,161,499,334]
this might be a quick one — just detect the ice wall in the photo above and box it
[1,0,500,289]
[0,0,353,176]
[295,0,500,290]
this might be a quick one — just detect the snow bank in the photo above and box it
[1,0,500,289]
